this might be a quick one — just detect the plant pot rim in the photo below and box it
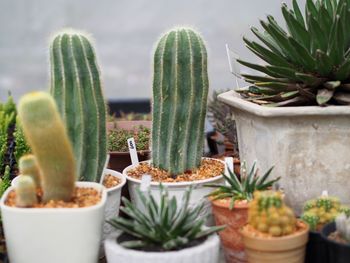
[0,181,107,213]
[320,221,350,248]
[122,157,224,187]
[105,232,219,256]
[103,168,127,193]
[218,90,350,117]
[210,198,249,210]
[241,220,309,242]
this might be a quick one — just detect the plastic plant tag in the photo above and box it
[322,190,329,197]
[127,137,139,166]
[224,157,234,186]
[225,44,242,89]
[140,174,152,192]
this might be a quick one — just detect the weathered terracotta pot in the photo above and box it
[241,220,309,263]
[211,199,248,263]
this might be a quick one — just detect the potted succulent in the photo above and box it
[241,190,309,263]
[107,124,151,172]
[1,92,107,263]
[206,162,279,262]
[301,195,350,263]
[218,0,350,213]
[105,185,224,263]
[123,27,225,211]
[48,29,126,241]
[321,213,350,262]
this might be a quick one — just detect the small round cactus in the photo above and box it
[248,191,296,237]
[301,196,350,231]
[19,154,41,187]
[15,175,37,207]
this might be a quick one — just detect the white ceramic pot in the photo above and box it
[218,90,350,214]
[104,232,220,263]
[101,169,126,240]
[1,181,107,263]
[122,158,225,223]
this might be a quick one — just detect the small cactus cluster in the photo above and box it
[335,213,350,243]
[50,29,107,183]
[15,92,76,207]
[301,196,350,231]
[151,27,209,175]
[248,191,296,237]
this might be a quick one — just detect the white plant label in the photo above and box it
[140,174,152,192]
[225,44,242,89]
[225,157,234,175]
[321,190,329,197]
[127,137,139,166]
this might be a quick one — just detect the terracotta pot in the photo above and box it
[241,220,309,263]
[211,199,248,263]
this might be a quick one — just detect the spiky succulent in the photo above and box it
[206,162,279,209]
[237,0,350,106]
[108,185,224,251]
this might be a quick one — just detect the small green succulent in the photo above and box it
[206,162,280,209]
[108,185,224,251]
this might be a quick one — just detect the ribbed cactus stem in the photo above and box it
[152,27,209,175]
[19,154,41,187]
[18,92,76,202]
[49,29,107,182]
[15,175,37,207]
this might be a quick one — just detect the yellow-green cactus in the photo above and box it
[19,154,41,187]
[15,175,37,207]
[301,196,350,231]
[18,92,76,202]
[248,191,296,237]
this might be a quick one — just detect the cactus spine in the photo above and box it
[19,154,41,187]
[152,27,209,175]
[18,92,76,202]
[15,175,37,207]
[49,29,107,182]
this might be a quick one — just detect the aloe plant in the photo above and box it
[237,0,350,106]
[206,162,279,209]
[108,185,224,250]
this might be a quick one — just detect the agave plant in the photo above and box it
[206,162,280,209]
[107,185,224,250]
[237,0,350,106]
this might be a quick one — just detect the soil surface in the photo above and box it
[126,159,224,183]
[103,174,121,189]
[5,187,101,208]
[117,232,207,252]
[328,231,350,244]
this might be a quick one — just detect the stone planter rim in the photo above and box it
[218,90,350,117]
[123,158,224,187]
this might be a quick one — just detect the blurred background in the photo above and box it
[0,0,305,102]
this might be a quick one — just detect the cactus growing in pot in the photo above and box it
[18,154,41,188]
[49,29,107,183]
[15,175,37,207]
[152,27,209,175]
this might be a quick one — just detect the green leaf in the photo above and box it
[250,27,284,56]
[316,88,335,105]
[315,50,333,75]
[237,59,283,78]
[324,81,341,90]
[293,0,306,27]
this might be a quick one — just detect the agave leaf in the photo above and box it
[324,0,334,16]
[266,96,312,106]
[333,92,350,104]
[256,166,275,186]
[306,0,318,19]
[250,27,284,56]
[295,73,324,86]
[163,237,188,250]
[282,4,310,49]
[241,74,291,83]
[120,240,148,249]
[308,14,328,52]
[318,4,333,37]
[185,219,205,239]
[324,80,341,89]
[316,50,333,75]
[194,225,226,239]
[316,88,335,105]
[229,196,236,210]
[293,0,306,27]
[328,16,344,65]
[254,81,299,91]
[237,59,283,78]
[264,65,299,80]
[267,15,288,36]
[287,37,316,70]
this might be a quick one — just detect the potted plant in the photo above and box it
[218,0,350,213]
[301,195,350,263]
[206,162,279,262]
[105,184,224,263]
[48,29,126,241]
[123,27,225,212]
[107,124,151,172]
[321,213,350,262]
[241,190,309,262]
[1,92,107,263]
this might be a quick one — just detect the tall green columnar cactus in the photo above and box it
[152,27,209,175]
[49,29,107,182]
[18,92,76,202]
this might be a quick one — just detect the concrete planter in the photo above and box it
[218,90,350,214]
[104,232,220,263]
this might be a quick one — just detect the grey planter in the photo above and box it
[218,90,350,214]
